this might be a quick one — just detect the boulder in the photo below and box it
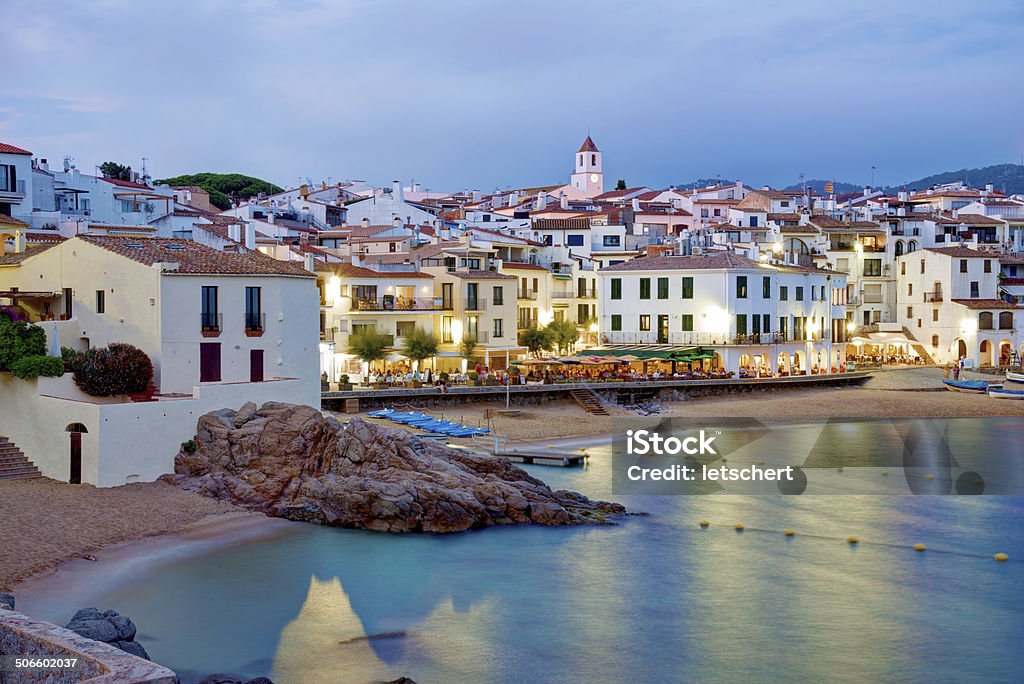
[65,608,148,660]
[163,404,627,533]
[0,592,14,610]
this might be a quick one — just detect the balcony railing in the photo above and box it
[352,296,447,311]
[518,289,538,300]
[551,290,574,299]
[577,287,597,299]
[463,331,489,343]
[245,311,265,336]
[923,292,943,302]
[600,331,803,346]
[465,298,487,311]
[0,179,26,196]
[201,312,222,337]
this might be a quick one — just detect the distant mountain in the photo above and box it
[674,178,737,190]
[157,172,284,211]
[782,179,863,194]
[903,164,1024,195]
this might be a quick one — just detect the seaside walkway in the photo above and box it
[322,372,872,410]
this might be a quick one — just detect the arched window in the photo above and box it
[999,312,1013,330]
[979,312,993,330]
[579,154,583,166]
[907,240,918,253]
[591,154,597,166]
[931,335,939,348]
[894,240,904,257]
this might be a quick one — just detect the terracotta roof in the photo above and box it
[448,270,516,280]
[768,213,802,222]
[780,225,820,234]
[101,178,153,190]
[578,136,600,153]
[0,243,59,266]
[26,231,66,243]
[331,262,433,279]
[600,252,762,272]
[76,236,315,277]
[942,213,1005,226]
[502,261,548,271]
[0,214,29,227]
[0,142,32,155]
[925,247,991,258]
[951,299,1022,309]
[593,187,648,200]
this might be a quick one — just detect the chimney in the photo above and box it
[38,158,48,172]
[472,189,481,203]
[559,191,568,210]
[537,192,547,210]
[413,182,421,193]
[393,180,404,204]
[361,217,370,228]
[228,223,241,243]
[244,221,256,250]
[508,190,519,207]
[863,186,871,197]
[762,185,770,191]
[898,187,908,202]
[393,216,402,227]
[631,197,640,212]
[304,254,316,272]
[984,183,994,195]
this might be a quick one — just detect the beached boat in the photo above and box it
[1004,371,1024,385]
[988,386,1024,400]
[942,379,990,393]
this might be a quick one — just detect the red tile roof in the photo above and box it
[951,299,1022,309]
[0,243,59,266]
[101,177,153,189]
[0,214,29,227]
[600,252,762,272]
[502,261,548,271]
[578,136,600,153]
[0,142,32,155]
[448,270,516,280]
[925,247,991,258]
[331,262,433,279]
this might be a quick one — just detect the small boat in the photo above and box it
[988,386,1024,400]
[1005,371,1024,385]
[942,379,990,393]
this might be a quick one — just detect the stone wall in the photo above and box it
[0,606,176,684]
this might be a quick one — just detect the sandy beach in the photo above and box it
[0,479,244,589]
[345,367,1024,443]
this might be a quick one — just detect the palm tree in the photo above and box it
[544,319,579,356]
[348,327,390,381]
[518,325,553,358]
[400,328,438,371]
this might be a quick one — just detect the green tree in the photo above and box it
[544,319,579,355]
[0,310,47,372]
[459,336,477,363]
[616,179,627,190]
[348,328,390,376]
[73,343,153,396]
[156,172,285,210]
[99,162,133,181]
[518,325,553,358]
[400,328,438,368]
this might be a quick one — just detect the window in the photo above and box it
[750,215,758,228]
[960,259,968,273]
[779,317,788,339]
[907,306,913,318]
[762,276,771,298]
[864,259,882,277]
[591,153,596,166]
[395,321,417,338]
[119,199,138,213]
[493,319,504,338]
[984,260,992,273]
[780,201,790,208]
[610,278,622,300]
[908,283,913,296]
[493,286,504,305]
[611,314,622,331]
[969,281,980,298]
[979,312,993,329]
[466,283,479,309]
[780,286,788,301]
[681,277,693,299]
[389,242,396,253]
[567,234,585,247]
[736,276,748,299]
[999,312,1013,329]
[933,309,939,322]
[657,277,669,299]
[932,335,939,348]
[603,235,620,247]
[681,314,693,331]
[0,164,12,192]
[95,290,105,314]
[736,314,747,336]
[762,314,770,333]
[795,286,804,301]
[713,208,721,217]
[920,259,925,274]
[442,316,453,343]
[245,286,262,330]
[639,315,651,331]
[901,262,906,275]
[639,278,651,299]
[201,286,218,329]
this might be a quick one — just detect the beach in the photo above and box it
[0,479,244,589]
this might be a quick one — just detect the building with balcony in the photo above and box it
[596,251,848,375]
[0,142,33,222]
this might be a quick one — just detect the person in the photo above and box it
[953,363,960,381]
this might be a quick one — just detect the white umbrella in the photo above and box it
[49,321,60,358]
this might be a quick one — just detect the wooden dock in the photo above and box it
[493,450,589,467]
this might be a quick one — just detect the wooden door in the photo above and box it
[70,432,82,484]
[250,349,264,383]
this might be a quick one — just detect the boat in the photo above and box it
[988,386,1024,400]
[942,379,990,393]
[1005,371,1024,385]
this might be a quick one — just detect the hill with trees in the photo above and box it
[902,164,1024,195]
[156,173,284,211]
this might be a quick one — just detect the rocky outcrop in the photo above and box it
[162,402,627,533]
[65,607,150,660]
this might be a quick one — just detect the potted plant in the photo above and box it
[321,372,330,391]
[339,374,352,391]
[468,371,479,385]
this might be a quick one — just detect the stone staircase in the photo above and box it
[569,388,609,416]
[902,327,937,365]
[0,436,43,481]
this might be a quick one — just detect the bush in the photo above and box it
[62,347,85,374]
[340,374,350,384]
[180,439,197,454]
[0,310,47,372]
[73,343,154,397]
[11,355,65,380]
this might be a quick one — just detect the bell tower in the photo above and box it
[570,135,603,197]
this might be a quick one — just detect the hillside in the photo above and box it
[782,179,863,194]
[903,164,1024,195]
[156,173,284,210]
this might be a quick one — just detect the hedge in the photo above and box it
[10,355,66,380]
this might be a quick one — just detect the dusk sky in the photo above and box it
[3,0,1022,192]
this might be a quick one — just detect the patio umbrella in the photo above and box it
[617,354,641,363]
[49,321,60,358]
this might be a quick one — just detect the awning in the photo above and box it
[575,345,701,361]
[0,291,58,298]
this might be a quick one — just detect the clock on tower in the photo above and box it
[569,135,604,197]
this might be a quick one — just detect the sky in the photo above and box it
[2,0,1023,193]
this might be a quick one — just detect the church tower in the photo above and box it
[570,135,604,197]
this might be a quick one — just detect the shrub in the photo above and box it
[439,372,449,382]
[11,355,65,380]
[73,343,154,397]
[0,310,46,372]
[340,374,350,384]
[180,439,197,454]
[62,347,85,374]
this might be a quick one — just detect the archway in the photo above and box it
[907,240,918,253]
[65,423,88,485]
[894,240,904,257]
[777,352,790,376]
[999,340,1012,366]
[793,351,804,373]
[980,340,993,367]
[954,338,967,361]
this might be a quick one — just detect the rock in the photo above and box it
[197,675,274,684]
[163,404,628,534]
[65,608,148,660]
[103,609,137,641]
[245,678,275,684]
[112,639,149,660]
[0,592,14,610]
[65,617,119,643]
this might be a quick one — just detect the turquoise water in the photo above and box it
[24,420,1024,683]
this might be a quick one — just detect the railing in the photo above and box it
[463,331,489,343]
[465,298,487,311]
[576,287,597,299]
[245,311,265,333]
[848,295,860,306]
[551,290,574,299]
[518,289,538,300]
[0,180,26,195]
[890,227,920,236]
[201,312,222,335]
[924,292,943,302]
[352,297,448,311]
[600,331,800,346]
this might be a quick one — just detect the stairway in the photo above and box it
[902,327,936,365]
[569,389,609,416]
[0,437,43,481]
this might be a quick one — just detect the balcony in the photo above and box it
[0,179,26,201]
[245,311,265,337]
[577,287,597,299]
[551,290,574,299]
[201,312,222,337]
[923,292,943,303]
[352,296,447,311]
[518,289,538,300]
[463,331,489,344]
[465,298,487,311]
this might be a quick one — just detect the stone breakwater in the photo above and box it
[162,402,628,533]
